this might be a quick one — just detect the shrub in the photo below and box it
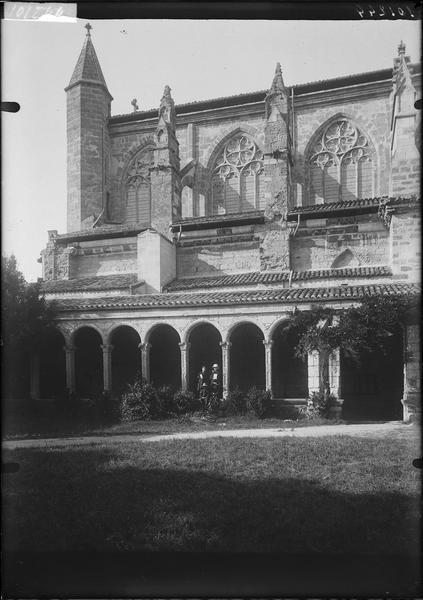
[157,385,175,416]
[173,390,198,415]
[300,391,338,420]
[278,403,301,420]
[222,387,246,416]
[245,387,273,419]
[120,377,160,422]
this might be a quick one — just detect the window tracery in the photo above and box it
[125,148,154,224]
[211,134,264,214]
[308,119,374,204]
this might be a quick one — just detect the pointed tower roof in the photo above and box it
[269,62,285,94]
[66,23,110,93]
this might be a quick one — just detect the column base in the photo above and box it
[401,391,421,422]
[328,397,344,419]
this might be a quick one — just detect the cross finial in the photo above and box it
[398,40,406,56]
[131,98,139,112]
[85,23,92,36]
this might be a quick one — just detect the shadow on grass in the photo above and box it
[3,441,421,595]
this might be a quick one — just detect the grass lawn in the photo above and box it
[3,430,420,555]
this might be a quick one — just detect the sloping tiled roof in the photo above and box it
[53,224,146,244]
[288,196,420,219]
[165,266,393,292]
[54,282,419,312]
[41,273,138,293]
[171,210,264,232]
[288,198,381,218]
[109,67,395,123]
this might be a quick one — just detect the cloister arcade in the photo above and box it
[33,312,408,420]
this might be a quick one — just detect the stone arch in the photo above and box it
[186,321,223,393]
[225,319,265,343]
[106,322,142,345]
[70,323,106,346]
[228,320,265,391]
[304,113,379,205]
[110,325,142,394]
[331,248,359,269]
[145,322,182,345]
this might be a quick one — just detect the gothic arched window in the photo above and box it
[307,119,374,205]
[211,133,264,215]
[125,148,154,224]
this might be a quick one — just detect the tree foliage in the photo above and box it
[281,295,411,364]
[1,255,54,396]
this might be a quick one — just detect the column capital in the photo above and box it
[263,340,274,348]
[179,342,190,351]
[64,345,75,353]
[100,344,114,352]
[220,341,232,349]
[139,342,151,351]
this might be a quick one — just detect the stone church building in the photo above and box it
[36,26,421,421]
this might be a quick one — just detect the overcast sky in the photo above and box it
[2,19,421,281]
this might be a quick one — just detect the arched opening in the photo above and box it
[74,327,103,398]
[111,326,141,395]
[149,324,181,391]
[187,323,222,393]
[341,327,404,421]
[271,323,308,399]
[229,323,265,392]
[39,328,66,399]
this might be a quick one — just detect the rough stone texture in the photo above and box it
[291,227,389,272]
[390,211,421,280]
[177,240,260,278]
[256,221,290,271]
[67,83,111,232]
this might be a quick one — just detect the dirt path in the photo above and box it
[3,421,416,450]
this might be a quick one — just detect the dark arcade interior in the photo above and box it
[111,326,141,394]
[74,327,103,398]
[229,322,265,391]
[341,327,404,422]
[149,324,181,391]
[188,323,222,393]
[271,323,308,399]
[39,328,66,399]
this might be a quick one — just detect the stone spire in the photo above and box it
[65,24,112,232]
[393,39,411,75]
[269,62,285,95]
[158,85,176,129]
[67,23,111,96]
[265,62,288,120]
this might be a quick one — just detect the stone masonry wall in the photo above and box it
[390,210,421,279]
[109,113,265,222]
[177,240,260,278]
[291,215,389,271]
[67,83,110,232]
